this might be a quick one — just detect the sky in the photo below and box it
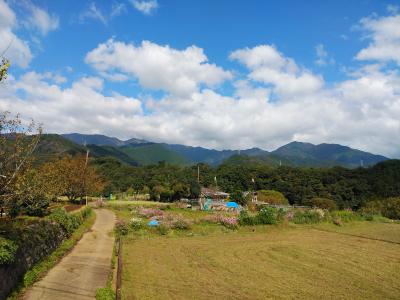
[0,0,400,158]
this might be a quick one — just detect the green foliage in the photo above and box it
[0,237,18,265]
[382,198,400,220]
[238,210,258,225]
[130,217,144,230]
[293,209,324,224]
[115,220,129,235]
[310,197,337,211]
[257,207,278,224]
[48,207,92,235]
[96,287,115,300]
[230,190,246,206]
[361,198,400,220]
[257,190,289,205]
[330,210,362,223]
[156,224,169,235]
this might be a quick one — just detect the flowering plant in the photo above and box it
[136,207,164,218]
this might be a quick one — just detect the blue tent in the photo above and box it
[148,220,159,226]
[226,201,239,209]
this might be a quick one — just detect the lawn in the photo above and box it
[119,214,400,299]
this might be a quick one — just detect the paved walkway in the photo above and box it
[24,209,116,300]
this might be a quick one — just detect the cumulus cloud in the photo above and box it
[22,0,59,35]
[230,45,324,97]
[130,0,158,15]
[0,72,143,136]
[1,10,400,158]
[356,13,400,64]
[85,39,232,96]
[0,0,32,68]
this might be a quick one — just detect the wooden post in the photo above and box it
[116,237,123,300]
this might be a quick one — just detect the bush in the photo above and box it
[257,190,289,205]
[130,217,144,230]
[257,207,277,224]
[48,208,80,235]
[115,220,129,236]
[0,237,18,265]
[331,210,361,223]
[310,198,337,211]
[292,209,324,224]
[238,210,258,225]
[160,214,192,230]
[362,198,400,220]
[23,196,50,217]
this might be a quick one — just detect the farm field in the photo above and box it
[120,221,400,300]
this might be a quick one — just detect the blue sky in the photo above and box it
[1,0,400,157]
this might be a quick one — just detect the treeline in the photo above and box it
[93,156,400,209]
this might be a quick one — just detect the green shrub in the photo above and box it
[48,208,80,235]
[293,209,324,224]
[310,198,337,211]
[257,190,289,205]
[383,198,400,219]
[129,217,144,231]
[257,207,277,225]
[0,237,18,265]
[331,210,362,223]
[238,210,258,225]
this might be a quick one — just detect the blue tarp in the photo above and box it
[148,220,159,226]
[226,201,239,208]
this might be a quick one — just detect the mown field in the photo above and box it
[119,220,400,299]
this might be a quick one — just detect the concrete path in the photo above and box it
[24,209,116,300]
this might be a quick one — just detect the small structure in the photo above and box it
[200,187,229,201]
[199,187,230,210]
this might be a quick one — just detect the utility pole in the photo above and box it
[83,149,90,206]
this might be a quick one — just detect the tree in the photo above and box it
[0,58,10,82]
[0,112,42,214]
[257,190,289,205]
[41,155,104,202]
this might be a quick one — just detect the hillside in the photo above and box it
[86,144,139,166]
[59,133,389,168]
[119,143,191,166]
[271,141,387,167]
[62,133,147,147]
[33,134,87,164]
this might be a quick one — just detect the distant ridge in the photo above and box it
[59,133,388,168]
[62,133,147,147]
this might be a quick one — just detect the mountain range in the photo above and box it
[35,133,386,168]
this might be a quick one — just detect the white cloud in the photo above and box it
[79,2,107,25]
[23,1,59,35]
[85,39,232,96]
[230,45,324,97]
[130,0,158,15]
[356,13,400,64]
[0,0,32,68]
[0,72,143,136]
[111,2,127,18]
[1,10,400,159]
[315,44,335,66]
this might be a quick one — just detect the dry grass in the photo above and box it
[121,222,400,300]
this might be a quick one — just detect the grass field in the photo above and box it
[120,221,400,299]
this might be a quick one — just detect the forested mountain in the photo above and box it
[271,141,387,168]
[62,133,147,147]
[51,133,389,168]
